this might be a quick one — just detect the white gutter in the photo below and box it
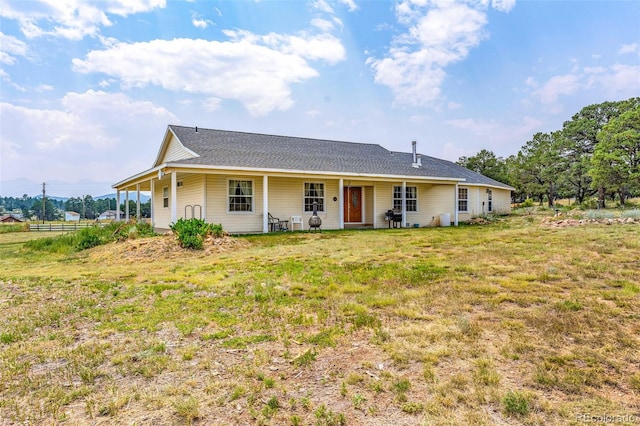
[151,162,467,183]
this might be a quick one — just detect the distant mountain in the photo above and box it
[0,178,141,199]
[96,193,151,203]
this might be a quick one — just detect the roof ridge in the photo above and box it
[169,124,392,151]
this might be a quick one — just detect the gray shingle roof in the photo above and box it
[167,125,513,189]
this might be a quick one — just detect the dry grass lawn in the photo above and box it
[0,212,639,425]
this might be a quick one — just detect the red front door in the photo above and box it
[343,187,362,223]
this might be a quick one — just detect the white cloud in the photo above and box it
[619,43,638,55]
[529,64,640,107]
[338,0,359,12]
[192,12,213,29]
[0,91,177,183]
[0,0,167,40]
[531,74,581,104]
[590,64,640,96]
[202,97,222,112]
[311,0,335,14]
[73,32,346,116]
[492,0,515,13]
[445,116,543,153]
[368,0,511,107]
[311,18,335,32]
[0,32,28,65]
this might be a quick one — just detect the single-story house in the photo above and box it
[113,125,514,233]
[0,214,23,223]
[98,210,124,220]
[64,211,80,222]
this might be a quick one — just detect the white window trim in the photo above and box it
[393,185,418,212]
[303,181,326,213]
[227,178,255,214]
[458,187,469,213]
[163,186,169,209]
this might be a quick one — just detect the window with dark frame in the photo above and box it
[304,182,325,212]
[228,180,253,212]
[393,185,417,212]
[458,187,468,212]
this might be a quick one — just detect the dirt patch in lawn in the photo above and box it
[89,233,251,262]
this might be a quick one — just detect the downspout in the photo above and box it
[454,182,459,226]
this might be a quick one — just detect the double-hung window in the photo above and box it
[163,187,169,208]
[304,182,325,212]
[458,187,469,212]
[228,180,253,212]
[393,186,417,212]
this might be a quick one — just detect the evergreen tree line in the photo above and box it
[0,195,150,221]
[457,97,640,207]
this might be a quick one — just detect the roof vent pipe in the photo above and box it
[412,141,422,168]
[195,126,198,132]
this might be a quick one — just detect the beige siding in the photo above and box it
[457,186,512,221]
[423,185,456,226]
[373,182,456,228]
[153,175,172,230]
[162,134,197,163]
[364,187,374,225]
[150,170,510,232]
[491,188,512,214]
[205,175,264,233]
[177,175,205,220]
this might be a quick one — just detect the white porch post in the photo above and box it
[402,181,407,227]
[339,178,344,229]
[202,175,207,221]
[170,171,177,223]
[263,175,269,233]
[150,179,155,226]
[136,183,141,220]
[125,190,130,221]
[116,190,121,221]
[454,183,459,226]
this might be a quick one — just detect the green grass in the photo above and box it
[0,212,639,424]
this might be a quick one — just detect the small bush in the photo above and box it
[170,218,223,250]
[585,210,615,220]
[502,391,530,416]
[75,227,105,250]
[621,209,640,219]
[520,198,535,208]
[580,198,598,210]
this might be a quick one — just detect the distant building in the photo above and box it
[0,215,23,223]
[98,210,124,220]
[65,211,80,222]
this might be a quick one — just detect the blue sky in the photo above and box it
[1,0,639,197]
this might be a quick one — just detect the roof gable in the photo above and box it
[153,127,199,167]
